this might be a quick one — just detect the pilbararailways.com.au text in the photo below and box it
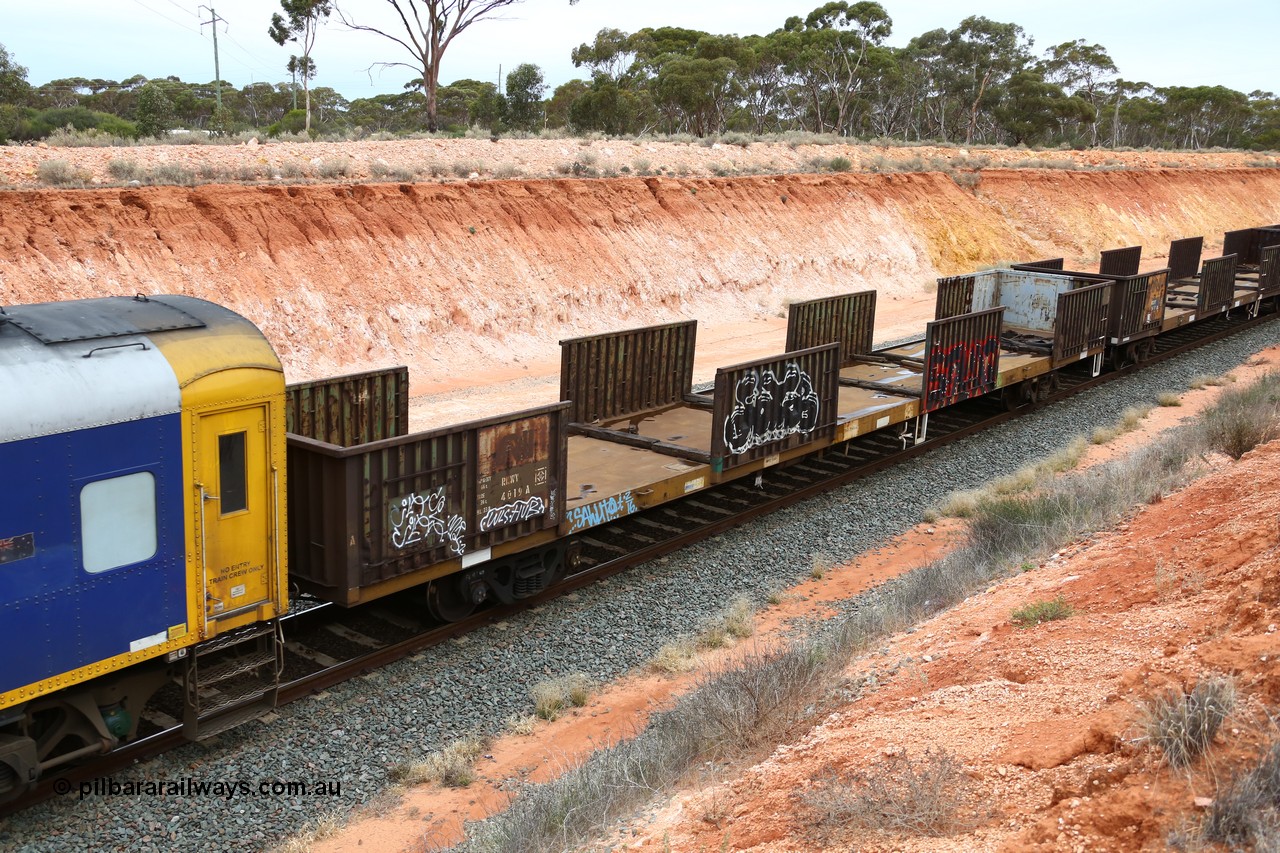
[56,776,342,801]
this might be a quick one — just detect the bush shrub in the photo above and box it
[1201,738,1280,847]
[107,158,142,181]
[802,750,978,837]
[1009,596,1074,627]
[317,158,351,179]
[1139,675,1235,767]
[1201,372,1280,458]
[147,163,196,186]
[36,159,87,186]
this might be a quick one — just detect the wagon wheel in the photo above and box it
[426,577,478,623]
[1111,342,1140,370]
[1003,380,1037,411]
[1038,372,1060,402]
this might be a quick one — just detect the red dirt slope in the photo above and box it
[3,167,1280,407]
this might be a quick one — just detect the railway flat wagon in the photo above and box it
[785,290,1008,442]
[1012,255,1169,368]
[933,267,1110,373]
[285,367,572,620]
[1219,227,1280,305]
[557,321,841,536]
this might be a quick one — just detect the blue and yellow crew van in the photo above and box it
[0,295,288,796]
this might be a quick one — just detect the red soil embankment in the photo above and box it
[3,168,1279,394]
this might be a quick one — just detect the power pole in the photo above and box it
[199,5,225,110]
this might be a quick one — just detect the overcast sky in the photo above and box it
[5,0,1277,99]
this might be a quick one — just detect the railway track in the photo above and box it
[4,305,1273,817]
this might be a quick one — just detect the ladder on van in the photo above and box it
[181,620,283,741]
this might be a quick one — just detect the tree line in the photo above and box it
[2,1,1278,150]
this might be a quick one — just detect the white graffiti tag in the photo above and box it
[389,487,466,555]
[479,496,547,532]
[722,362,821,456]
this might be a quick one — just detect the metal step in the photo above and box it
[194,676,275,719]
[194,622,276,657]
[195,649,276,687]
[182,619,282,741]
[189,699,275,741]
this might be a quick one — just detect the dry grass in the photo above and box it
[504,714,538,737]
[531,673,595,721]
[267,811,344,853]
[1157,392,1183,407]
[810,553,834,579]
[1201,372,1280,458]
[1137,675,1236,768]
[1188,374,1227,390]
[802,750,980,839]
[1092,405,1151,445]
[938,436,1087,517]
[651,598,756,667]
[389,735,490,788]
[649,637,699,674]
[1201,734,1280,848]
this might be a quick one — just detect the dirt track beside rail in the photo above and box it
[3,141,1280,426]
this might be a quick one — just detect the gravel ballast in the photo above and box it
[2,321,1277,853]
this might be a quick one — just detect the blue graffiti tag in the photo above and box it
[565,491,638,534]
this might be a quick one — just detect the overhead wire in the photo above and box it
[161,0,197,17]
[128,0,205,36]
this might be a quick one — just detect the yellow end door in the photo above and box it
[196,405,276,623]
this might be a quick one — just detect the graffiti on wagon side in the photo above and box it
[390,487,466,555]
[722,363,821,456]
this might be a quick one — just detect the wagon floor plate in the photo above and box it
[565,435,709,533]
[600,406,714,453]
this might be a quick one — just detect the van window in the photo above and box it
[81,472,157,573]
[219,432,247,514]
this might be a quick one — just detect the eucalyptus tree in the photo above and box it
[0,43,31,107]
[269,0,332,131]
[776,1,892,135]
[994,70,1091,145]
[505,62,546,131]
[1161,85,1252,149]
[944,16,1033,144]
[736,33,795,133]
[1245,90,1280,149]
[1041,39,1116,145]
[545,78,588,128]
[134,81,176,139]
[571,28,639,83]
[336,0,580,132]
[285,55,317,112]
[1103,78,1154,147]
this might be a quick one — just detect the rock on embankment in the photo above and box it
[2,168,1280,383]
